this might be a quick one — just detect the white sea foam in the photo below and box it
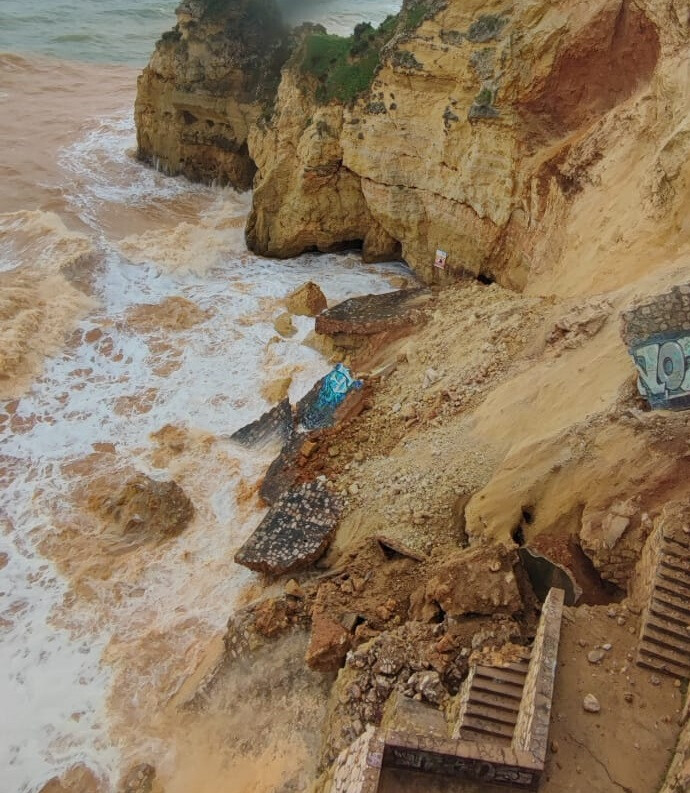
[1,107,410,792]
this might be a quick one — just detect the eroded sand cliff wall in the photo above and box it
[136,0,689,293]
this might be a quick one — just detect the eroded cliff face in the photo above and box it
[248,0,688,289]
[137,0,688,291]
[135,0,290,188]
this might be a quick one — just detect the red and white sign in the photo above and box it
[434,249,448,269]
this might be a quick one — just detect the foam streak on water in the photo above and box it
[0,104,408,792]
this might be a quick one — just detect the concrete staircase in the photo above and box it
[329,588,566,793]
[455,658,531,746]
[637,529,690,678]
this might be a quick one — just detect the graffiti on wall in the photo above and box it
[631,335,690,410]
[385,747,537,787]
[622,285,690,411]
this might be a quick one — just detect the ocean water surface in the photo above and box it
[0,0,402,64]
[0,0,404,791]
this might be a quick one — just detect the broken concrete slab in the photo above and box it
[229,398,293,449]
[235,480,343,575]
[316,289,432,338]
[259,433,304,505]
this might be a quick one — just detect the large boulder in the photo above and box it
[87,472,194,541]
[39,765,104,793]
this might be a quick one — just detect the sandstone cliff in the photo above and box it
[136,0,688,289]
[135,0,291,189]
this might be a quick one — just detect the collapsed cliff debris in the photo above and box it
[409,544,524,622]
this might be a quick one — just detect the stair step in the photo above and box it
[499,658,530,674]
[464,703,519,726]
[474,666,527,687]
[471,678,525,700]
[460,715,516,739]
[465,689,521,713]
[643,624,690,657]
[637,650,690,679]
[663,533,690,552]
[662,539,690,557]
[459,727,512,747]
[653,581,690,610]
[650,594,690,625]
[660,555,690,577]
[657,564,690,591]
[645,615,690,646]
[638,639,690,671]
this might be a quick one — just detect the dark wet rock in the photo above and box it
[315,288,431,338]
[235,480,343,575]
[230,398,293,449]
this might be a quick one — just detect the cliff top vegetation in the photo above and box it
[298,0,434,104]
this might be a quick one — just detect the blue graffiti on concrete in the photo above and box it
[302,363,363,429]
[632,335,690,410]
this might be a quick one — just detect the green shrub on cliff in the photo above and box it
[298,0,438,104]
[300,28,382,104]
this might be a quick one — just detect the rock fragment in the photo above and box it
[286,281,327,316]
[583,693,601,713]
[273,312,297,337]
[87,472,194,542]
